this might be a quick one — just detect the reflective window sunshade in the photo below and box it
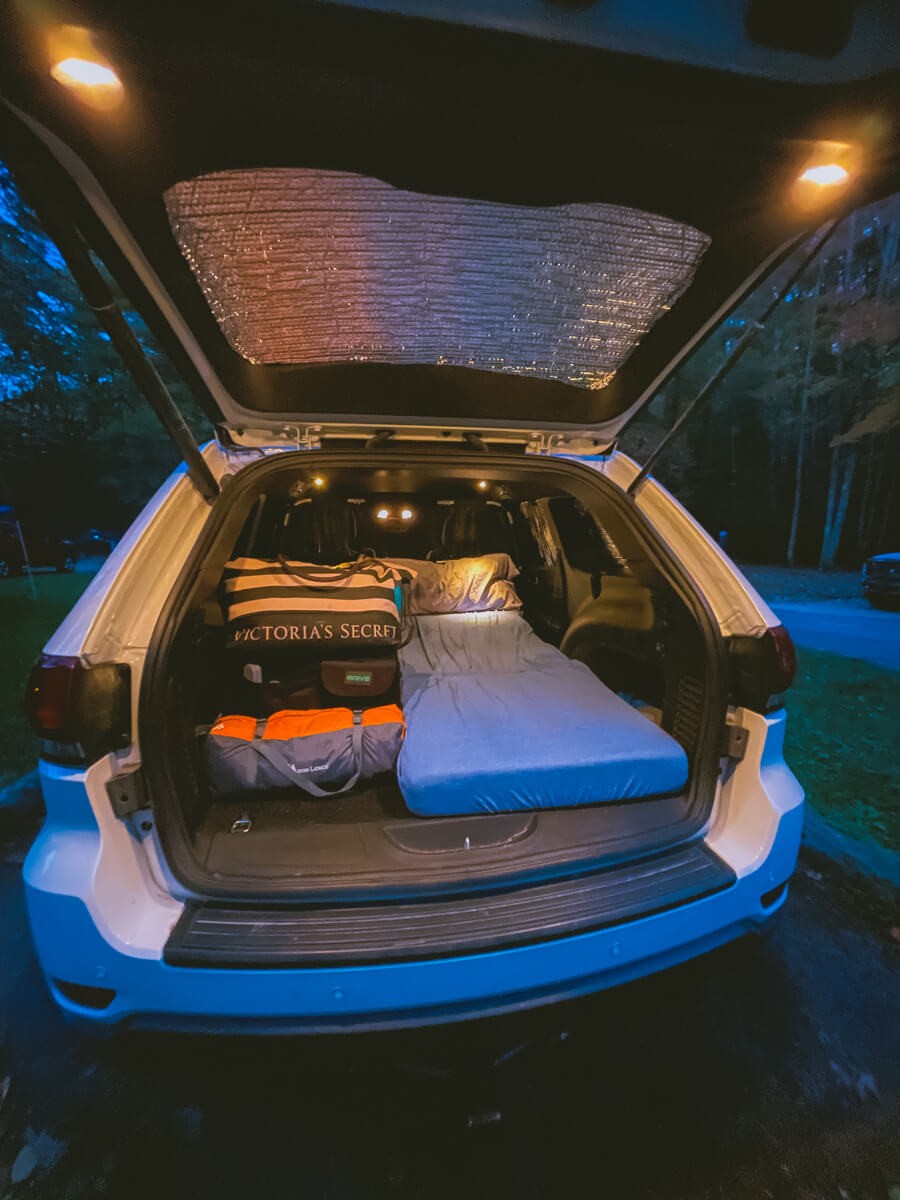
[165,169,711,390]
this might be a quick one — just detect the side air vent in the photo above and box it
[672,674,704,753]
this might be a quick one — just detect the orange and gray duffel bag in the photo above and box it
[205,705,404,797]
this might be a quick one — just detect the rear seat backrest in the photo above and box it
[441,500,516,559]
[280,498,360,563]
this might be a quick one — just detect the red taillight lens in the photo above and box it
[766,624,797,694]
[728,625,797,713]
[26,658,77,738]
[24,655,131,764]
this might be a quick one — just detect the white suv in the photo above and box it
[7,0,892,1033]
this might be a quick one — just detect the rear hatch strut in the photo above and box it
[11,163,220,503]
[627,219,840,496]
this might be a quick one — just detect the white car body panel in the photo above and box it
[24,446,804,1030]
[597,453,780,638]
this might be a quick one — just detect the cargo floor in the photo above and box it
[194,779,411,878]
[189,788,698,893]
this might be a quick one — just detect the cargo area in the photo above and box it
[142,451,725,899]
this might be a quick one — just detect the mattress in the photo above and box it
[397,612,689,817]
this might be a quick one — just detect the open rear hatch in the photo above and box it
[1,0,898,456]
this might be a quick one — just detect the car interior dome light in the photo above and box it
[476,480,488,491]
[400,508,413,520]
[50,56,121,89]
[799,162,850,187]
[375,508,389,520]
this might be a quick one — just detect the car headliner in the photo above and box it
[0,1,898,434]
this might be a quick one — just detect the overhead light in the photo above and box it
[47,27,124,110]
[400,508,413,521]
[51,57,121,90]
[798,163,850,187]
[792,142,857,212]
[375,508,390,520]
[311,476,325,488]
[476,480,488,491]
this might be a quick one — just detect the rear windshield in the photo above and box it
[165,168,710,391]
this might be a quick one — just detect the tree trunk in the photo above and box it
[769,329,783,515]
[866,449,884,551]
[786,391,807,567]
[818,448,841,567]
[856,439,878,557]
[786,261,825,566]
[819,445,858,568]
[875,450,898,548]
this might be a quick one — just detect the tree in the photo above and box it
[624,191,900,568]
[0,160,210,532]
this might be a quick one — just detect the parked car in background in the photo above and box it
[68,529,117,558]
[862,553,900,609]
[0,519,77,577]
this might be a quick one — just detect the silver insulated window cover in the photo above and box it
[164,169,711,390]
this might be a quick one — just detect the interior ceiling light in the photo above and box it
[47,27,123,110]
[799,163,850,187]
[400,509,413,521]
[311,476,325,488]
[375,508,390,521]
[476,481,488,491]
[792,142,857,212]
[51,57,120,88]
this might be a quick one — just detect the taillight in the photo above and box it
[24,655,131,764]
[728,625,797,713]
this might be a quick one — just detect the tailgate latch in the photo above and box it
[720,723,749,762]
[106,768,149,818]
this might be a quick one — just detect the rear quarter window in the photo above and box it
[547,497,624,576]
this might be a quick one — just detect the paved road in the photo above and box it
[0,844,897,1199]
[774,601,900,670]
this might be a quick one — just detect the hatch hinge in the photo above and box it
[526,432,613,457]
[106,768,150,819]
[365,429,396,449]
[720,722,749,762]
[295,425,322,451]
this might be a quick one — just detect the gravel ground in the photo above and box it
[0,837,897,1200]
[741,565,865,606]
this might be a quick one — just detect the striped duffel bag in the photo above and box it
[220,557,416,650]
[205,705,405,796]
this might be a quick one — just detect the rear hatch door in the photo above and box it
[1,1,898,450]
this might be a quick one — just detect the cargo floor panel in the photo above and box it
[190,793,701,893]
[165,842,735,966]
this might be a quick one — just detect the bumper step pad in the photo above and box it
[164,843,734,967]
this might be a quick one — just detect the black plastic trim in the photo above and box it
[164,842,735,967]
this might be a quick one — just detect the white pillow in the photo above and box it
[386,554,521,614]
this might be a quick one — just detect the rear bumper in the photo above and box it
[25,708,803,1033]
[862,577,900,597]
[27,832,794,1034]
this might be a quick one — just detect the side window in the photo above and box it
[547,497,624,576]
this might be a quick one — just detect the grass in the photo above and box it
[0,570,97,789]
[785,647,900,851]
